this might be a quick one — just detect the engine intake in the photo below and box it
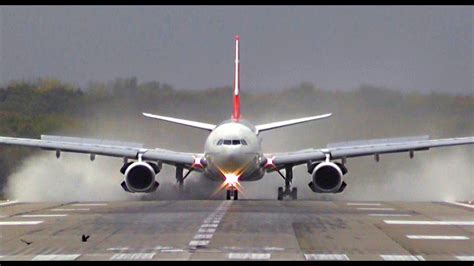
[120,161,161,193]
[308,161,347,193]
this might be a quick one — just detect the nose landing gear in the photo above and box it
[226,187,238,200]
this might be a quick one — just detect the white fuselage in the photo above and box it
[203,119,265,182]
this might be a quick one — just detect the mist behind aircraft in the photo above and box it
[3,80,473,201]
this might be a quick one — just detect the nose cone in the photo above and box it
[213,149,254,175]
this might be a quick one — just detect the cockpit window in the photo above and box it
[217,139,248,146]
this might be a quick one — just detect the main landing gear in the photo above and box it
[276,165,297,200]
[226,186,238,200]
[175,165,193,193]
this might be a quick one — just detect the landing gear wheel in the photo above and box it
[234,190,238,200]
[226,190,231,200]
[277,187,283,201]
[291,187,298,200]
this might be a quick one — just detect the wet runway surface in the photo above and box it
[0,199,473,260]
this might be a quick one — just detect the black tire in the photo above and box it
[277,187,283,200]
[226,190,231,200]
[234,190,238,200]
[291,187,298,200]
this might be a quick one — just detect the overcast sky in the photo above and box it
[0,6,472,94]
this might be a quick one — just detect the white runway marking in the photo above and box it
[161,249,184,253]
[384,220,474,225]
[0,221,43,225]
[189,201,232,249]
[357,207,395,211]
[198,228,216,233]
[71,203,108,206]
[32,254,80,261]
[304,254,350,261]
[456,256,474,261]
[20,214,68,218]
[446,201,474,209]
[50,208,90,211]
[107,247,129,251]
[381,255,425,261]
[188,240,209,246]
[0,200,19,206]
[228,253,271,260]
[201,224,218,228]
[347,202,381,206]
[263,247,285,251]
[369,214,412,217]
[193,234,213,239]
[110,253,155,260]
[407,235,469,240]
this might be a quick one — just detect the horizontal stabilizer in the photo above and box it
[142,113,216,131]
[256,113,332,133]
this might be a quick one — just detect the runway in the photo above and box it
[0,199,473,260]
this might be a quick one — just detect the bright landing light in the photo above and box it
[224,173,239,187]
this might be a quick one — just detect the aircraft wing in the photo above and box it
[268,136,474,167]
[0,135,197,166]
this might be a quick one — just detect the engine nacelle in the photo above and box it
[308,161,347,193]
[120,161,161,193]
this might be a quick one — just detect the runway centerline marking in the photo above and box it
[189,201,232,249]
[194,234,213,239]
[110,253,155,260]
[456,256,474,261]
[304,254,350,261]
[20,214,68,218]
[347,202,381,206]
[50,208,90,211]
[406,235,469,240]
[384,220,474,225]
[228,253,271,260]
[198,228,216,233]
[32,254,81,261]
[381,255,425,261]
[189,240,210,246]
[201,224,219,228]
[0,221,43,225]
[445,201,474,209]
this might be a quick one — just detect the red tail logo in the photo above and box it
[232,35,241,121]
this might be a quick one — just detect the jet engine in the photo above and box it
[120,161,161,193]
[308,161,347,193]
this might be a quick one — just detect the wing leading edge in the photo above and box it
[0,135,197,166]
[269,136,474,166]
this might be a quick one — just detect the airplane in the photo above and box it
[0,35,473,200]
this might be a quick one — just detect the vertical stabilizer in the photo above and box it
[232,35,241,121]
